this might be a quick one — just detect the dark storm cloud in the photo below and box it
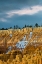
[0,0,39,20]
[0,0,39,12]
[0,0,42,28]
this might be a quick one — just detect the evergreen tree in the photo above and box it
[35,23,39,27]
[25,24,27,27]
[14,25,15,29]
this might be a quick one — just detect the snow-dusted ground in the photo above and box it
[6,32,33,54]
[6,46,12,54]
[16,32,33,48]
[16,41,28,48]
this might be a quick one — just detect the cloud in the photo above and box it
[6,5,42,18]
[0,18,7,22]
[0,0,40,13]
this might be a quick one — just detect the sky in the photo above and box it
[0,0,42,28]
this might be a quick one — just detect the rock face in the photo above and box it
[0,27,42,54]
[0,27,42,64]
[0,46,6,53]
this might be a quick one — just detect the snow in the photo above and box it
[16,41,28,48]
